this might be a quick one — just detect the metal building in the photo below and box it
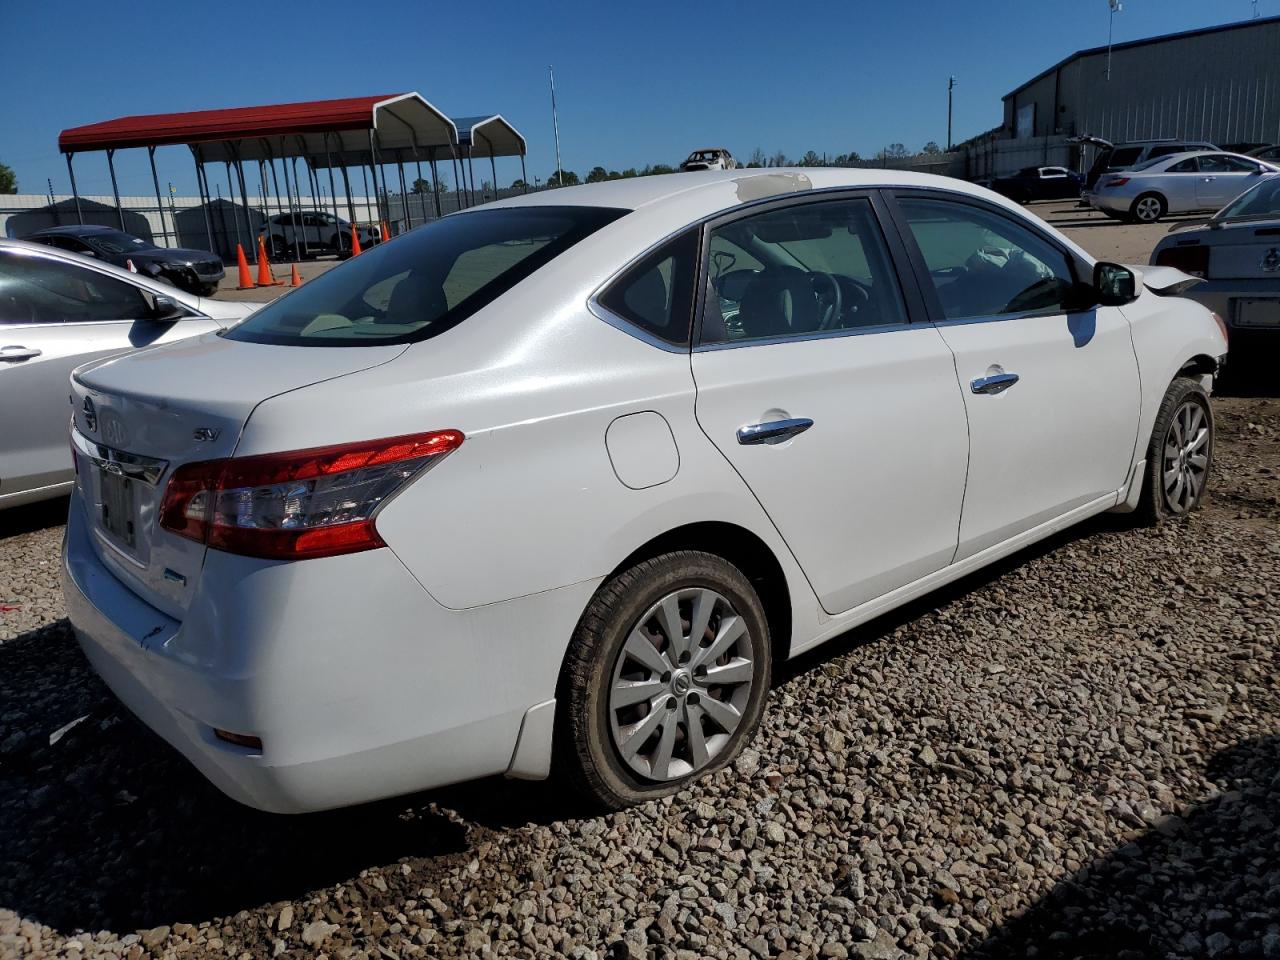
[1002,14,1280,149]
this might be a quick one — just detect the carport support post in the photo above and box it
[395,152,409,232]
[520,154,528,193]
[339,163,357,230]
[106,149,126,230]
[147,147,170,247]
[359,163,372,225]
[223,162,244,251]
[323,133,344,254]
[450,153,463,209]
[429,155,442,218]
[232,152,254,245]
[279,150,301,260]
[415,157,430,223]
[189,148,212,253]
[489,155,498,202]
[65,153,84,225]
[290,158,312,258]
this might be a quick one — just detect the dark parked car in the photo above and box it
[25,225,225,296]
[990,166,1085,203]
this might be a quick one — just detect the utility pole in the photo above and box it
[549,65,563,188]
[946,76,956,151]
[1107,0,1122,81]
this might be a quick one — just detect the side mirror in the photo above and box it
[1093,261,1138,306]
[148,295,188,322]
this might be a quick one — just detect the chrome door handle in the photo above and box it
[0,346,42,363]
[737,418,814,445]
[970,372,1020,395]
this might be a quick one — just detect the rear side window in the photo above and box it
[225,206,625,346]
[597,231,698,346]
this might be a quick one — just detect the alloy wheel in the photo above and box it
[1135,197,1163,222]
[607,587,755,782]
[1161,399,1210,514]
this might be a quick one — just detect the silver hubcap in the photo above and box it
[1136,197,1161,221]
[1162,400,1209,513]
[608,587,755,782]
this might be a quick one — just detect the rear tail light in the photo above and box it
[1103,176,1130,187]
[1155,243,1210,278]
[159,430,463,560]
[1210,310,1229,345]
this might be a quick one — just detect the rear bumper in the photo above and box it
[1176,280,1280,331]
[1087,191,1132,215]
[62,495,595,813]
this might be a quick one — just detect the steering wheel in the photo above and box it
[810,272,843,330]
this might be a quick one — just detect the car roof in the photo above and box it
[1144,150,1265,165]
[487,167,1003,220]
[27,224,125,237]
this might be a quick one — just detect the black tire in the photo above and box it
[556,551,772,810]
[198,283,219,297]
[1135,376,1214,524]
[268,234,290,261]
[1129,192,1167,224]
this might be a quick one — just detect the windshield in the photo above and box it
[87,230,152,254]
[224,205,625,347]
[1216,176,1280,220]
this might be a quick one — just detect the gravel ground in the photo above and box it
[2,203,1278,959]
[1,392,1276,960]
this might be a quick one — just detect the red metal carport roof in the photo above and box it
[58,95,407,152]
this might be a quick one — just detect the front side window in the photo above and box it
[1167,158,1199,173]
[597,231,698,346]
[700,198,907,345]
[1200,154,1258,173]
[226,206,625,346]
[0,250,149,325]
[899,196,1078,321]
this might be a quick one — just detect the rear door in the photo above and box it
[888,191,1140,559]
[0,248,220,501]
[690,193,969,615]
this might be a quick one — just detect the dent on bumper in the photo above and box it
[61,500,590,813]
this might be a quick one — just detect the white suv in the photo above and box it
[680,148,737,172]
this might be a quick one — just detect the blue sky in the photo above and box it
[0,0,1271,197]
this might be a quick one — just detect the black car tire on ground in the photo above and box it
[1136,376,1214,524]
[556,550,772,811]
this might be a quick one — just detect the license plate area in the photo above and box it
[1234,298,1280,328]
[98,467,138,549]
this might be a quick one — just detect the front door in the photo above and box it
[891,193,1141,560]
[1195,154,1263,210]
[690,195,969,615]
[0,249,214,500]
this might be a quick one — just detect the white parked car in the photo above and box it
[681,148,736,172]
[63,169,1227,814]
[0,239,255,510]
[1089,151,1279,223]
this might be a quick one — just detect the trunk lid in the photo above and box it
[70,331,406,618]
[1206,221,1280,279]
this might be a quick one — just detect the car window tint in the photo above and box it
[1148,145,1186,158]
[0,250,148,324]
[1168,158,1199,173]
[899,197,1078,321]
[1109,147,1143,167]
[225,206,625,346]
[1201,154,1257,173]
[1218,176,1280,218]
[598,231,698,346]
[700,198,907,345]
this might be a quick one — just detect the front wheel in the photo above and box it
[556,551,772,810]
[1136,376,1214,523]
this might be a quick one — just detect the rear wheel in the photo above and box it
[1136,376,1214,523]
[557,551,772,810]
[1130,193,1167,223]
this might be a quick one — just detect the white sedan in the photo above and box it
[1089,150,1279,223]
[62,169,1226,813]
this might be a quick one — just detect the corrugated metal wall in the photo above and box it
[1005,19,1280,147]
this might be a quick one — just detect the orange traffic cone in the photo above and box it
[349,227,362,257]
[255,236,282,287]
[289,264,302,287]
[235,244,254,290]
[379,221,390,243]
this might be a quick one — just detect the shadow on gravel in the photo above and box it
[0,496,69,542]
[0,622,471,933]
[961,734,1280,959]
[1215,354,1280,399]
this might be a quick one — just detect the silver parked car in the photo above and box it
[1151,175,1280,336]
[1090,151,1279,223]
[0,239,255,510]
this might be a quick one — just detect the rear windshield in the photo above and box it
[1107,147,1143,168]
[224,205,625,347]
